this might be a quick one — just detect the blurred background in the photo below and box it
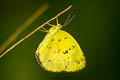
[0,0,119,80]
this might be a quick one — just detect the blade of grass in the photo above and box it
[0,3,49,53]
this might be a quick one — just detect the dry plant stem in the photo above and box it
[0,3,49,53]
[0,5,72,58]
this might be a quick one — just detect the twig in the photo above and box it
[0,5,72,59]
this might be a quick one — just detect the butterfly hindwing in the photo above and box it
[36,30,85,72]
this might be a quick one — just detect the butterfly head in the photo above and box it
[49,24,62,34]
[54,24,62,30]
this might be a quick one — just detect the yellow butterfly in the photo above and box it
[35,16,86,72]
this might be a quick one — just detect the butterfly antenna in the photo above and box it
[63,14,71,26]
[63,14,76,27]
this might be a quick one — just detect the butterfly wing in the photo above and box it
[35,30,86,72]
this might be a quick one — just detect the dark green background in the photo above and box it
[0,0,119,80]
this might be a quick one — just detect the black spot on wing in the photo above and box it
[72,45,75,48]
[65,66,67,69]
[51,39,54,41]
[62,45,76,54]
[53,51,56,53]
[47,46,51,49]
[63,50,68,54]
[65,50,68,53]
[58,39,61,42]
[64,37,67,39]
[69,48,71,50]
[76,61,80,64]
[58,49,60,53]
[48,59,52,62]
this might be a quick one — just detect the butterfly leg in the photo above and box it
[47,23,55,26]
[39,27,49,32]
[47,18,59,26]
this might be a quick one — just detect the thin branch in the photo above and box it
[0,5,72,59]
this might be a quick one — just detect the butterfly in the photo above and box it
[35,15,86,72]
